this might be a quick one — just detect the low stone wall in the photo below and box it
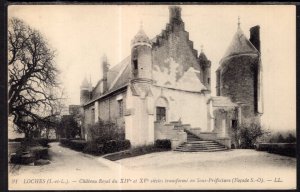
[197,132,218,140]
[171,132,187,149]
[215,138,231,148]
[188,128,201,135]
[154,122,187,149]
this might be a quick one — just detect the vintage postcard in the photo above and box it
[7,4,296,190]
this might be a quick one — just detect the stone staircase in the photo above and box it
[174,130,228,152]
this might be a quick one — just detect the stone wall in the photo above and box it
[152,86,209,130]
[220,55,260,123]
[83,90,127,141]
[154,122,187,149]
[152,19,203,86]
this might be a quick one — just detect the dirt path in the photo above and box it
[9,144,296,190]
[9,142,114,176]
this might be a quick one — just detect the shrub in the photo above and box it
[34,138,49,147]
[104,144,171,161]
[83,142,103,155]
[102,140,131,154]
[8,138,25,142]
[10,153,35,165]
[83,140,130,155]
[68,140,87,151]
[10,146,49,165]
[256,143,296,157]
[88,120,125,143]
[285,134,296,143]
[155,139,171,149]
[268,133,296,143]
[30,146,49,159]
[236,122,268,149]
[60,138,70,146]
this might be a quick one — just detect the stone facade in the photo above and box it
[80,6,263,149]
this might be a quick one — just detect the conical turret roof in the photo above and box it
[131,24,151,47]
[81,77,89,88]
[199,51,208,61]
[223,27,259,59]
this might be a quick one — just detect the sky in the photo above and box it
[8,5,296,131]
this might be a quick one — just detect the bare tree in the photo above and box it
[8,17,62,139]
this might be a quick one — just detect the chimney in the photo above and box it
[249,25,260,52]
[169,6,182,22]
[101,55,109,92]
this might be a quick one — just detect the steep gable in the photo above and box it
[151,8,207,92]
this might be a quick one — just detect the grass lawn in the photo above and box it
[103,145,171,161]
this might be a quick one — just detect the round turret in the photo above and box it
[80,77,90,90]
[131,24,152,81]
[217,19,261,123]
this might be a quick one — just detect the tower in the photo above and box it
[217,18,262,124]
[199,46,211,90]
[80,77,91,105]
[124,24,154,146]
[130,23,153,82]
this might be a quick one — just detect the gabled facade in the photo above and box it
[80,6,263,149]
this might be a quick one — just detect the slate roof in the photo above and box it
[107,56,130,88]
[223,27,259,59]
[108,56,131,93]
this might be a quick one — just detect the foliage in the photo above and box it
[256,143,296,157]
[88,120,125,143]
[8,17,64,139]
[285,134,296,143]
[155,139,171,149]
[104,144,171,161]
[58,115,81,139]
[269,133,296,143]
[236,122,268,149]
[59,138,87,151]
[102,140,131,154]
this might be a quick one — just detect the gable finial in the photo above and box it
[238,16,241,29]
[201,44,204,52]
[140,20,143,30]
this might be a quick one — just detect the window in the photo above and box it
[232,120,238,130]
[133,59,138,70]
[118,99,123,117]
[156,107,166,121]
[207,77,210,84]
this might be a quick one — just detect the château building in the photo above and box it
[80,6,263,150]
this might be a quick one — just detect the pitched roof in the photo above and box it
[107,56,130,88]
[223,27,259,59]
[108,57,131,92]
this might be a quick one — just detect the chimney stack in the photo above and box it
[101,55,109,92]
[249,25,260,52]
[169,6,182,22]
